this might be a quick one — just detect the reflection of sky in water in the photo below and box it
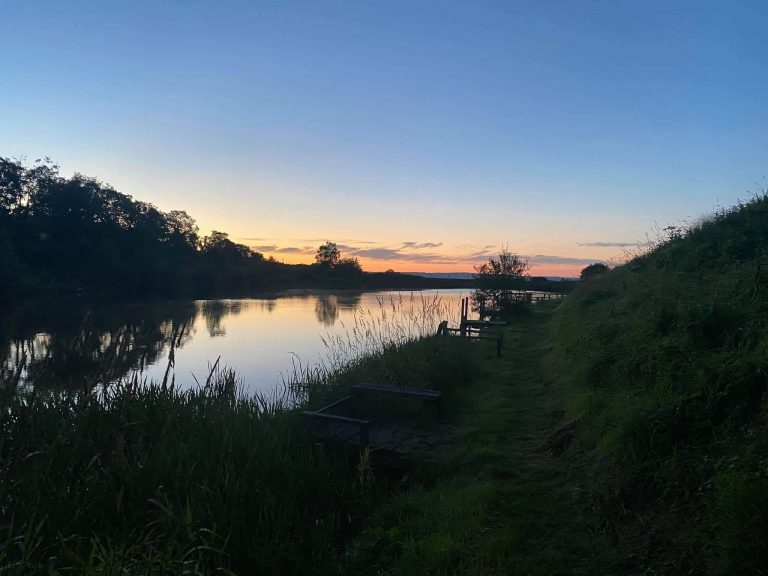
[2,290,469,397]
[146,291,467,395]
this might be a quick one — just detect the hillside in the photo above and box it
[550,195,768,573]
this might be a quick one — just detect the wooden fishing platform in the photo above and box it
[301,395,371,447]
[434,298,506,356]
[301,382,444,451]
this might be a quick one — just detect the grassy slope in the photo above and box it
[341,306,628,575]
[549,196,768,574]
[343,197,768,575]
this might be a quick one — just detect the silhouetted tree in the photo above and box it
[201,231,260,263]
[165,210,199,251]
[472,247,531,318]
[474,247,530,285]
[315,242,341,267]
[335,257,362,276]
[0,158,24,216]
[580,262,609,280]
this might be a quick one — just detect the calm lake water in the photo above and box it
[1,290,471,397]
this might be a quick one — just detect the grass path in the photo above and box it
[341,305,629,575]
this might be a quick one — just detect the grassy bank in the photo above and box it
[329,195,768,575]
[338,305,623,575]
[0,298,475,574]
[548,195,768,574]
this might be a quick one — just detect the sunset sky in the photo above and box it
[3,1,767,275]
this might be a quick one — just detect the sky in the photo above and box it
[2,0,767,275]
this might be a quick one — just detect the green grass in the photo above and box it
[340,306,628,575]
[546,194,768,574]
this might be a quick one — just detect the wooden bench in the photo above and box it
[302,396,371,448]
[351,383,442,421]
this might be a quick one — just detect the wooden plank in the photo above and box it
[314,395,356,415]
[352,382,442,420]
[352,383,441,399]
[301,411,370,448]
[310,420,360,443]
[301,411,370,425]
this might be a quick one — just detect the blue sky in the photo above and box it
[2,0,767,273]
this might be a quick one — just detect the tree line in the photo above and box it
[0,157,459,303]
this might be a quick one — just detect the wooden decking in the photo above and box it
[302,383,443,449]
[352,382,442,421]
[301,396,371,447]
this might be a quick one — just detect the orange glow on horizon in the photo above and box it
[258,250,588,278]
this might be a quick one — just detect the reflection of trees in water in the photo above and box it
[313,292,362,326]
[200,300,248,337]
[257,299,277,314]
[0,303,198,392]
[336,292,362,311]
[314,295,339,326]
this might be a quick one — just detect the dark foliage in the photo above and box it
[0,157,467,303]
[579,262,609,280]
[471,247,531,317]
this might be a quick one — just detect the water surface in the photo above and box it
[1,290,469,396]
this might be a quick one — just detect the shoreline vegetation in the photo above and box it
[0,295,478,574]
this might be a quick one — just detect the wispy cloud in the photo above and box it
[468,248,496,259]
[251,244,315,255]
[529,254,605,266]
[350,247,404,260]
[577,241,637,248]
[400,242,443,250]
[274,246,313,254]
[297,238,378,245]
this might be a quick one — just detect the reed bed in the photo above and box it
[282,292,466,413]
[0,293,473,574]
[321,292,459,367]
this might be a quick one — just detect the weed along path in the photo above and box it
[342,304,624,575]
